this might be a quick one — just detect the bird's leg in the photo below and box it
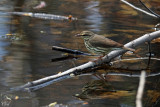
[124,48,142,58]
[97,53,105,61]
[123,46,135,52]
[91,53,105,64]
[122,46,142,58]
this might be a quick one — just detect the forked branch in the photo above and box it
[10,30,160,91]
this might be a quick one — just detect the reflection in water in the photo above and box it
[0,1,38,106]
[0,41,8,61]
[0,0,160,107]
[7,12,78,21]
[0,1,10,86]
[0,11,10,60]
[75,80,134,100]
[85,1,102,32]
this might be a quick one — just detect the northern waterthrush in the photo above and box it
[76,31,135,55]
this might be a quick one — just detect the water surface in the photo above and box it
[0,0,160,107]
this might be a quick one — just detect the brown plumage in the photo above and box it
[76,31,134,55]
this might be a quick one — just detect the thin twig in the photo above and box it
[138,0,160,18]
[136,71,146,107]
[121,0,157,18]
[111,57,160,64]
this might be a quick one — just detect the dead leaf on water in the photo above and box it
[83,102,88,105]
[14,96,19,100]
[48,102,57,107]
[6,33,12,36]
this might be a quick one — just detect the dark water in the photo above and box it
[0,0,160,107]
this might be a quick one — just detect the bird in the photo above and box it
[75,31,135,55]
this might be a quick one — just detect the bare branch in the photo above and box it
[138,0,160,18]
[10,30,160,91]
[121,0,157,18]
[136,71,146,107]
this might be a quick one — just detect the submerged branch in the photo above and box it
[10,30,160,91]
[52,46,94,56]
[7,12,78,21]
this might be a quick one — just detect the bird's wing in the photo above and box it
[89,35,123,48]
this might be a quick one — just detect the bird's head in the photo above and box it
[75,31,95,39]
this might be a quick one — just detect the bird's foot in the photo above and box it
[125,48,141,58]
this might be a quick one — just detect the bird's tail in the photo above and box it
[123,46,135,52]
